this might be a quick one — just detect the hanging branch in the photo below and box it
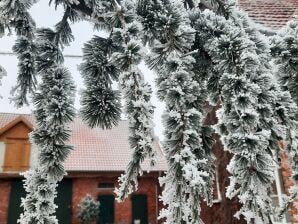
[19,6,76,223]
[80,36,122,129]
[0,0,37,107]
[202,6,296,222]
[107,0,156,201]
[270,19,298,219]
[1,0,298,223]
[137,1,216,223]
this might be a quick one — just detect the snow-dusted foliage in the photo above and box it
[271,20,298,181]
[78,194,100,224]
[80,36,122,129]
[0,65,6,98]
[157,55,214,224]
[109,7,156,199]
[271,19,298,217]
[206,11,277,222]
[137,1,215,223]
[2,0,298,223]
[116,66,155,201]
[203,3,298,222]
[19,169,58,223]
[78,0,156,201]
[18,6,76,223]
[0,0,37,107]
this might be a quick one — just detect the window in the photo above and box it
[271,167,291,224]
[3,139,31,172]
[213,167,222,203]
[97,195,115,224]
[97,183,114,189]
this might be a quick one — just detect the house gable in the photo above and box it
[0,116,32,140]
[0,116,33,172]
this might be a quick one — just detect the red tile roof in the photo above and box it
[238,0,298,30]
[0,112,167,172]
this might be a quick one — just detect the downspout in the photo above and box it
[156,171,162,223]
[274,167,287,224]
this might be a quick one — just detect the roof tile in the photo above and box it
[238,0,298,30]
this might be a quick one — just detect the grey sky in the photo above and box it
[0,1,165,139]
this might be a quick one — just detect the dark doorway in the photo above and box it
[7,179,26,224]
[7,178,72,224]
[55,178,72,224]
[97,195,115,224]
[132,194,148,224]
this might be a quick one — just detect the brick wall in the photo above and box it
[280,151,298,223]
[0,180,11,224]
[71,173,159,224]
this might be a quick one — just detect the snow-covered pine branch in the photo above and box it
[1,0,298,223]
[202,5,296,222]
[108,0,156,201]
[157,55,214,224]
[0,0,37,107]
[0,65,7,98]
[77,0,156,201]
[270,19,298,219]
[19,6,76,223]
[116,65,155,201]
[80,36,122,129]
[137,1,215,222]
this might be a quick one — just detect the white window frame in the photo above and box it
[212,167,222,203]
[271,165,290,224]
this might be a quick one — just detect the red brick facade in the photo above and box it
[0,173,161,224]
[71,172,161,224]
[0,179,10,224]
[280,151,298,223]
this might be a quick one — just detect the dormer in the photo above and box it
[0,115,33,172]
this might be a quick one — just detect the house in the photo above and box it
[0,113,167,224]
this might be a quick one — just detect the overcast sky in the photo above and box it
[0,1,165,139]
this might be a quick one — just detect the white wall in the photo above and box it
[0,142,5,172]
[29,144,38,168]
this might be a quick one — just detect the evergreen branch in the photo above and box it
[19,5,76,223]
[108,0,156,202]
[11,37,37,107]
[115,67,155,202]
[204,8,288,222]
[80,36,122,129]
[0,0,38,107]
[54,6,74,47]
[157,55,214,223]
[270,19,298,214]
[180,49,199,58]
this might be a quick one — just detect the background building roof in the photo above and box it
[0,113,167,172]
[238,0,298,30]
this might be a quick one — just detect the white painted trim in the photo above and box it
[271,159,289,224]
[212,167,222,203]
[0,142,5,172]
